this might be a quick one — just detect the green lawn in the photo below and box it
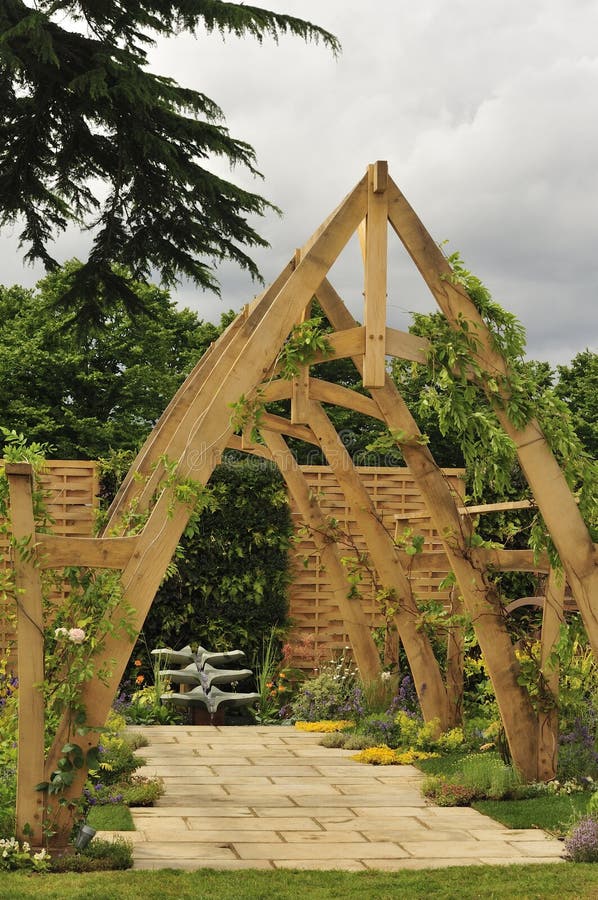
[86,803,135,831]
[473,794,591,836]
[2,864,598,899]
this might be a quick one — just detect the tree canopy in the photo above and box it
[0,1,339,322]
[0,261,230,458]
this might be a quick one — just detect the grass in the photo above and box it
[415,751,593,834]
[473,794,591,835]
[1,864,598,898]
[86,803,134,831]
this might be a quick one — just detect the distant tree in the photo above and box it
[0,261,231,457]
[555,350,598,458]
[0,2,339,322]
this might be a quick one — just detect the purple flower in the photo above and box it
[565,815,598,862]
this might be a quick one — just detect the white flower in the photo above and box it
[54,627,69,638]
[380,671,391,682]
[68,627,86,644]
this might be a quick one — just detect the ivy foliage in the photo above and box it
[134,458,293,661]
[0,1,339,322]
[396,253,597,556]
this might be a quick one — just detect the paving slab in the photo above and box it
[121,725,565,871]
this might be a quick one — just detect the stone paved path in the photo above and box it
[100,725,564,871]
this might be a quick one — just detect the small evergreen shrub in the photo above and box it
[319,732,348,749]
[343,734,377,751]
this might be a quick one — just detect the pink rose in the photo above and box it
[68,628,86,644]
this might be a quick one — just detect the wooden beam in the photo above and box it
[35,535,139,569]
[260,413,318,446]
[308,326,365,365]
[307,400,450,728]
[538,569,566,781]
[457,500,537,515]
[261,429,382,681]
[6,463,46,845]
[386,175,598,656]
[291,296,311,425]
[309,379,384,420]
[363,162,388,388]
[226,434,272,460]
[385,328,429,364]
[476,548,551,574]
[291,368,311,425]
[315,277,540,781]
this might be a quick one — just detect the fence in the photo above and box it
[0,461,99,666]
[286,466,465,669]
[1,461,463,673]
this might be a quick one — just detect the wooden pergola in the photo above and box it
[7,161,596,845]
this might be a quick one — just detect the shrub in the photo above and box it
[457,754,522,800]
[0,838,50,872]
[290,650,363,722]
[137,459,293,664]
[423,777,478,807]
[354,713,402,748]
[565,815,598,862]
[559,715,598,781]
[50,838,133,872]
[343,734,377,751]
[294,720,352,733]
[120,776,164,807]
[351,746,401,765]
[351,746,440,766]
[319,733,348,749]
[92,735,144,784]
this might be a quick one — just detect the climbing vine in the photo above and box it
[408,252,597,560]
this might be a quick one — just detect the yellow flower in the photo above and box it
[295,720,353,733]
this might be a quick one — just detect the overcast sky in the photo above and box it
[2,0,597,367]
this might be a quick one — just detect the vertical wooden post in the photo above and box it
[291,288,312,426]
[6,463,46,845]
[538,570,565,781]
[363,161,388,389]
[446,587,465,727]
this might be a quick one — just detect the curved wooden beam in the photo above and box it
[309,380,384,420]
[226,434,272,460]
[260,413,318,446]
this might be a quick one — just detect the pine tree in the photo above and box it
[0,1,339,322]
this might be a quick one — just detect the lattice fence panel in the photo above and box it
[287,466,465,670]
[0,461,98,669]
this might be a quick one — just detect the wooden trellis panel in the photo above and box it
[287,465,465,668]
[0,461,98,667]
